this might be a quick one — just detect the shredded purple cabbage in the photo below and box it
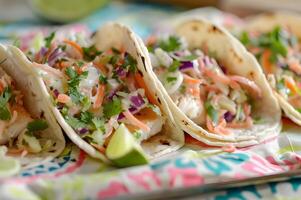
[224,111,235,123]
[116,67,127,77]
[179,61,194,71]
[53,89,59,97]
[130,94,144,107]
[48,48,65,66]
[79,128,89,134]
[117,107,137,120]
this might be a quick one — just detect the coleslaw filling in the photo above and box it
[147,35,262,135]
[24,31,164,153]
[0,68,49,155]
[239,26,301,113]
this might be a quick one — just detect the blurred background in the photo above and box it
[0,0,300,40]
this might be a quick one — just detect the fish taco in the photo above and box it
[9,23,184,165]
[137,18,281,147]
[0,44,65,168]
[237,12,301,126]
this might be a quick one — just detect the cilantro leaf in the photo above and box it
[159,36,181,52]
[82,45,102,61]
[92,117,105,132]
[65,116,86,130]
[99,74,107,84]
[205,101,218,125]
[166,77,177,83]
[0,87,12,120]
[80,111,93,124]
[122,53,137,73]
[239,31,250,45]
[27,119,48,132]
[44,32,55,48]
[103,98,122,118]
[168,60,180,72]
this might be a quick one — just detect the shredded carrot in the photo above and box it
[204,68,231,85]
[91,143,106,154]
[123,110,150,132]
[289,60,301,75]
[93,84,105,109]
[261,50,273,74]
[183,74,202,84]
[146,36,157,46]
[204,85,221,93]
[134,72,158,105]
[285,78,299,95]
[57,94,71,104]
[206,117,215,132]
[63,39,84,56]
[59,61,72,69]
[93,62,108,75]
[187,87,200,97]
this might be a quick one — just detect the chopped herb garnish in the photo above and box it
[168,60,180,72]
[0,87,12,120]
[166,77,177,83]
[103,98,122,118]
[112,47,121,54]
[44,32,55,48]
[81,96,91,111]
[239,31,250,45]
[182,54,198,61]
[99,74,107,84]
[109,55,119,65]
[122,53,137,73]
[159,36,182,52]
[82,45,102,61]
[80,111,93,124]
[205,101,218,125]
[65,67,88,104]
[27,119,48,132]
[92,117,105,132]
[65,116,86,130]
[180,85,186,94]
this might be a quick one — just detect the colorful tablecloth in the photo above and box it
[1,3,301,199]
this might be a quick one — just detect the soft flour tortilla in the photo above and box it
[137,18,282,147]
[9,23,184,163]
[242,12,301,126]
[0,44,65,168]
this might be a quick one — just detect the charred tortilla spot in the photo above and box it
[138,70,143,77]
[249,71,255,79]
[90,31,97,38]
[157,98,161,104]
[159,140,170,146]
[31,91,36,97]
[230,48,243,63]
[0,58,7,65]
[40,111,45,118]
[191,25,199,31]
[208,25,222,34]
[141,56,147,71]
[182,120,189,126]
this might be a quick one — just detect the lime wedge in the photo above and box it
[30,0,108,23]
[0,157,21,178]
[106,124,148,167]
